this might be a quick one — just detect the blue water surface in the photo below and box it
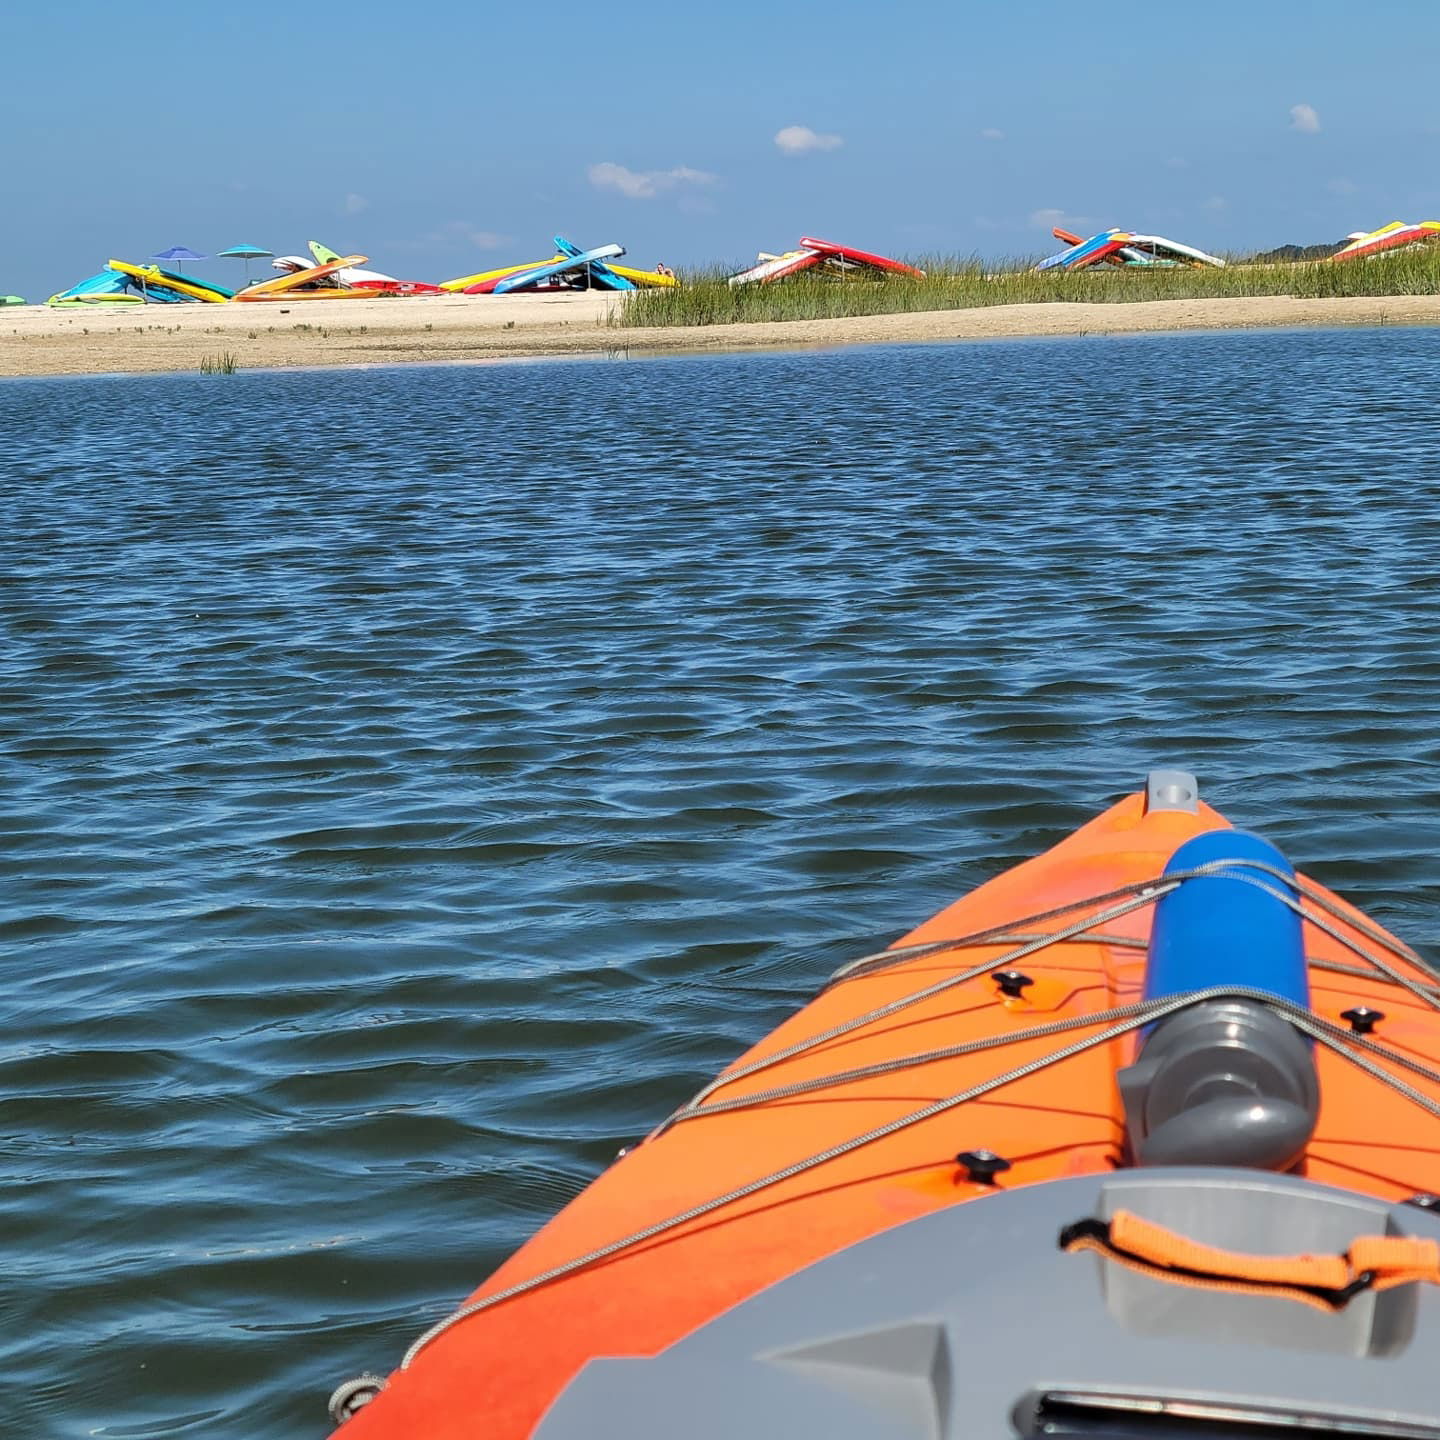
[3,328,1440,1437]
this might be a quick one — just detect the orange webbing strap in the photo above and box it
[1060,1210,1440,1311]
[1107,1210,1351,1288]
[1350,1234,1440,1292]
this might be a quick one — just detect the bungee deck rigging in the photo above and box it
[329,772,1440,1440]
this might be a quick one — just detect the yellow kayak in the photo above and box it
[235,255,368,300]
[48,293,144,307]
[440,261,559,292]
[106,260,230,303]
[605,263,678,288]
[442,259,678,292]
[1334,221,1408,255]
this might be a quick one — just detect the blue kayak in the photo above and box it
[494,244,626,295]
[552,236,635,292]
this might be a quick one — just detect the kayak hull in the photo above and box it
[236,288,381,301]
[728,249,825,285]
[493,244,626,295]
[236,255,368,299]
[443,261,558,293]
[799,237,925,277]
[1036,229,1134,271]
[1332,221,1440,260]
[106,260,231,302]
[334,779,1440,1440]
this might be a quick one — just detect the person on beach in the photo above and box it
[655,262,674,278]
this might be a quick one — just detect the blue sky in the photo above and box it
[3,1,1438,300]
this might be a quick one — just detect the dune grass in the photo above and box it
[616,246,1440,328]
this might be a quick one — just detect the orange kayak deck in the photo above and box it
[333,777,1440,1439]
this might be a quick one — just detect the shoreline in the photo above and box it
[4,291,1440,379]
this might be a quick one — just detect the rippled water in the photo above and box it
[5,329,1440,1438]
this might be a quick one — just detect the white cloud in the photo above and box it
[343,192,369,215]
[1203,195,1228,211]
[450,227,507,250]
[422,222,509,250]
[1290,103,1321,133]
[774,125,843,155]
[587,162,717,199]
[1030,207,1088,231]
[1165,156,1189,170]
[980,127,1005,141]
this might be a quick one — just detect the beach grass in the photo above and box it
[616,246,1440,328]
[199,352,239,374]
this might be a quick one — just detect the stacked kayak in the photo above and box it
[47,263,229,305]
[302,242,444,295]
[1049,225,1226,269]
[441,236,677,294]
[729,237,924,285]
[106,260,232,302]
[48,270,156,306]
[1036,228,1141,271]
[328,771,1440,1439]
[235,254,375,301]
[1330,220,1440,261]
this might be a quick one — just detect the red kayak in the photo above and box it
[349,280,447,296]
[799,237,925,278]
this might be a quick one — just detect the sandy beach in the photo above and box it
[4,290,1440,378]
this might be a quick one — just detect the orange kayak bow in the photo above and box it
[329,771,1440,1439]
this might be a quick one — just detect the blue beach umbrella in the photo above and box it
[151,245,207,270]
[218,243,273,284]
[142,245,208,302]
